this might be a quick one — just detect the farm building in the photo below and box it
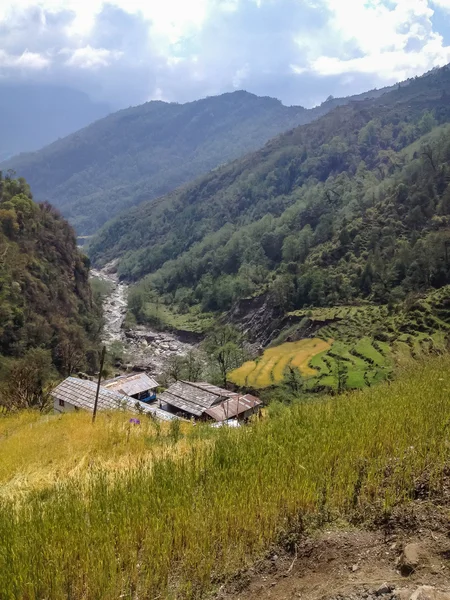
[205,394,262,422]
[159,381,261,422]
[103,373,159,402]
[51,377,177,421]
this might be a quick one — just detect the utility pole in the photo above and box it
[93,346,106,423]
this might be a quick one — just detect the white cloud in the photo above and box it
[0,49,49,69]
[0,0,449,109]
[294,0,450,84]
[431,0,450,8]
[65,45,122,69]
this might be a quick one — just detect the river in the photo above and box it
[90,266,197,376]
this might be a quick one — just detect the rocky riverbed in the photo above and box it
[91,266,196,376]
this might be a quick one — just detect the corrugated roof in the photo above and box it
[166,381,222,409]
[182,381,236,398]
[158,390,205,417]
[104,373,159,396]
[52,378,131,411]
[158,381,238,418]
[205,394,262,422]
[52,377,179,421]
[135,401,180,421]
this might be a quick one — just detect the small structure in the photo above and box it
[205,394,262,423]
[159,381,261,422]
[158,380,234,420]
[51,377,177,421]
[103,373,159,402]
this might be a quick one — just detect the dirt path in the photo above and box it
[90,265,197,375]
[220,505,450,600]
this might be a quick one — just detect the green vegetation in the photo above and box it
[89,67,450,328]
[4,83,400,234]
[1,355,450,598]
[128,284,215,333]
[0,175,101,411]
[3,91,327,234]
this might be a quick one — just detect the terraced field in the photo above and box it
[231,286,450,392]
[229,338,332,388]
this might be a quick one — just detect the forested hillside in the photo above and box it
[2,86,397,235]
[0,175,101,410]
[90,66,450,321]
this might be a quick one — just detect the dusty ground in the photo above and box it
[219,502,450,600]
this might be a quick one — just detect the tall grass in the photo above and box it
[1,356,450,599]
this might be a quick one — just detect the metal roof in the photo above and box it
[103,373,159,396]
[52,378,131,411]
[158,390,205,417]
[158,381,237,418]
[204,394,262,422]
[181,381,236,398]
[51,377,179,420]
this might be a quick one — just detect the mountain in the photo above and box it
[89,66,450,321]
[0,175,101,410]
[0,83,111,160]
[1,86,400,235]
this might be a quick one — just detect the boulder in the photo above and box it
[399,543,422,575]
[410,586,450,600]
[376,583,393,595]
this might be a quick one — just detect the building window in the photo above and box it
[59,399,65,407]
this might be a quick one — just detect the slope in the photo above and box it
[89,66,450,322]
[2,85,399,235]
[0,175,101,410]
[0,83,110,160]
[1,354,450,597]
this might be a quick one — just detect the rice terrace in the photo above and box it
[229,338,332,388]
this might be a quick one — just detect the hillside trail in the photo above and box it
[220,503,450,600]
[90,264,196,375]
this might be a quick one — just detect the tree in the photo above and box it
[0,349,54,411]
[203,325,245,388]
[334,356,348,394]
[282,365,304,396]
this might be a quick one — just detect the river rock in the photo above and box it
[376,583,393,595]
[399,543,422,575]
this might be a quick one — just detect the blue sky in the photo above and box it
[0,0,450,109]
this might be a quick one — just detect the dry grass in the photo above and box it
[229,338,332,387]
[1,355,450,599]
[0,410,197,498]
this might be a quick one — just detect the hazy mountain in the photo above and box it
[0,83,111,160]
[2,85,399,235]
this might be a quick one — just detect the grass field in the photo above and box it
[229,338,332,388]
[142,300,215,333]
[1,355,450,598]
[0,411,200,498]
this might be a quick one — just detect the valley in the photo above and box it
[91,266,197,375]
[1,57,450,600]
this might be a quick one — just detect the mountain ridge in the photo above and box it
[2,82,403,235]
[88,65,450,328]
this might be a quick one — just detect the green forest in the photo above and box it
[0,174,101,411]
[1,92,317,235]
[2,83,401,236]
[90,67,450,322]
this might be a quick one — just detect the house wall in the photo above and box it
[53,398,78,414]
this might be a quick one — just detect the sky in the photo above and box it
[0,0,450,110]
